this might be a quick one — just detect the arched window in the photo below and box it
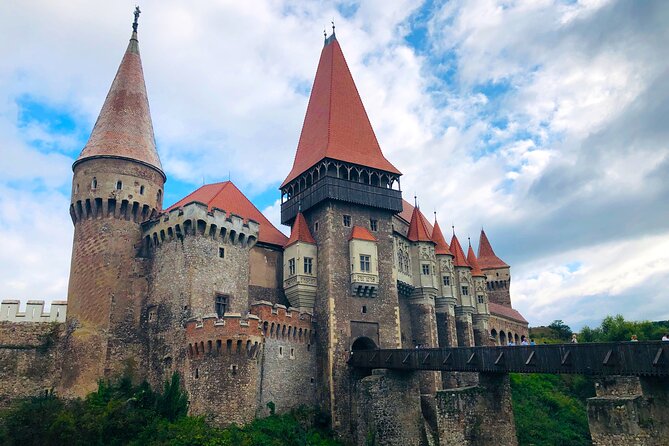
[140,185,145,195]
[91,177,97,189]
[157,189,162,202]
[116,180,122,190]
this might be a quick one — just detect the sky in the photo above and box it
[1,0,667,330]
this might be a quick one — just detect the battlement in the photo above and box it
[70,197,159,225]
[186,313,263,360]
[143,202,259,251]
[250,301,315,344]
[0,300,67,323]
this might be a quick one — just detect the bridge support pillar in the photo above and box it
[435,372,517,446]
[588,375,669,445]
[354,369,427,446]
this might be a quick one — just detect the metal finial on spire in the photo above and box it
[332,19,336,35]
[452,224,455,236]
[133,5,141,32]
[468,236,471,247]
[324,27,327,40]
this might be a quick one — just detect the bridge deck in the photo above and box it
[348,342,669,376]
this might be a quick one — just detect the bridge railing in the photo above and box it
[348,342,669,376]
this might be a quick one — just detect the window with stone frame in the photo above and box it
[461,286,469,296]
[443,275,450,286]
[304,257,313,275]
[215,294,229,318]
[477,295,485,304]
[288,258,296,276]
[343,215,351,227]
[370,219,378,231]
[360,254,371,272]
[422,263,430,275]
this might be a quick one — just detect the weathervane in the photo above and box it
[133,5,141,32]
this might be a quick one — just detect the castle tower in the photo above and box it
[432,219,458,349]
[467,241,490,346]
[406,206,440,395]
[449,233,475,347]
[477,229,511,307]
[64,10,165,395]
[279,30,403,434]
[283,211,318,311]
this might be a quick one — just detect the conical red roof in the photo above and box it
[168,182,288,247]
[467,243,486,277]
[285,212,316,247]
[281,35,400,187]
[477,229,509,270]
[431,220,451,255]
[407,206,433,242]
[450,234,470,268]
[75,30,163,176]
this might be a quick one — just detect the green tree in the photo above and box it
[548,319,573,341]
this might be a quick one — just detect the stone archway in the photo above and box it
[351,336,377,351]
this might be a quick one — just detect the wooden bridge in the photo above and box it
[348,341,669,376]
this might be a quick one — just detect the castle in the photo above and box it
[0,13,529,444]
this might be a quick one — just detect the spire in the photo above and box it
[281,34,401,187]
[285,212,316,247]
[450,233,470,268]
[467,243,486,277]
[74,9,164,178]
[477,229,509,270]
[407,206,433,243]
[431,218,451,255]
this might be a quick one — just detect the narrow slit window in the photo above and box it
[140,185,145,195]
[219,247,225,258]
[116,180,122,190]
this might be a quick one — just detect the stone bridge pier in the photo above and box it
[588,375,669,446]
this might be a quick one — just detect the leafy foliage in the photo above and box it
[511,374,594,446]
[579,314,669,342]
[547,320,573,342]
[0,374,341,446]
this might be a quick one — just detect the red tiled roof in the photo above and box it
[466,243,486,277]
[349,226,377,241]
[407,206,433,243]
[398,200,433,235]
[167,182,288,247]
[477,229,509,270]
[450,234,470,268]
[431,220,452,255]
[75,31,163,175]
[489,302,528,324]
[281,37,401,187]
[285,212,316,247]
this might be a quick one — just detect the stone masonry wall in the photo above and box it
[435,373,517,446]
[0,322,63,407]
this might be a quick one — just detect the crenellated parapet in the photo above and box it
[142,201,260,251]
[186,313,263,360]
[250,301,315,344]
[0,300,67,323]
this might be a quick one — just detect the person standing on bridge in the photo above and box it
[571,334,578,344]
[662,334,669,341]
[630,335,639,342]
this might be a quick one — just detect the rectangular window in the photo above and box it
[360,255,371,272]
[461,286,469,296]
[442,275,450,286]
[288,258,296,276]
[304,257,313,275]
[343,215,351,227]
[422,264,430,275]
[370,219,378,231]
[219,247,225,258]
[215,294,229,318]
[477,295,485,304]
[314,221,319,232]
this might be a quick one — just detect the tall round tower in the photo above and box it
[63,9,165,395]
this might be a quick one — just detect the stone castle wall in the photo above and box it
[489,315,528,345]
[0,300,67,323]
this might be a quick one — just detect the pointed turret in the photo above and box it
[74,18,164,178]
[477,229,509,270]
[450,234,470,268]
[467,242,486,277]
[279,31,402,224]
[407,206,433,243]
[431,219,451,255]
[282,34,400,188]
[285,212,316,247]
